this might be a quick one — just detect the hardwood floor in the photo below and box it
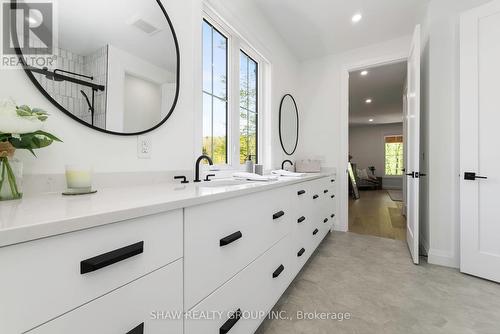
[348,190,406,241]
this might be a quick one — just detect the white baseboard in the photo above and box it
[427,248,459,268]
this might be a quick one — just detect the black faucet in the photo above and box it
[282,160,293,170]
[194,155,214,182]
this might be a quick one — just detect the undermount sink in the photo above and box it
[198,179,253,188]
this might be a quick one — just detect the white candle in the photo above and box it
[65,165,92,191]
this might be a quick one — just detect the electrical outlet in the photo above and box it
[137,136,152,159]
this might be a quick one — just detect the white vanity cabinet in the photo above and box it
[0,210,183,334]
[0,174,336,334]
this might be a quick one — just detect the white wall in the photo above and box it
[0,0,300,176]
[349,123,403,189]
[420,0,493,268]
[123,74,162,133]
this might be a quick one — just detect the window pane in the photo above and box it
[212,97,227,164]
[202,20,228,165]
[202,21,212,93]
[385,141,404,176]
[202,93,212,158]
[213,30,227,100]
[248,58,257,112]
[240,54,248,109]
[239,51,258,164]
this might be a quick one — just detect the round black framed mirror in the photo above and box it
[12,0,180,136]
[279,94,299,155]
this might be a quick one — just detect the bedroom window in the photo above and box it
[385,135,404,176]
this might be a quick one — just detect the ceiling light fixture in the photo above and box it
[352,13,363,23]
[360,70,368,76]
[369,119,374,122]
[365,98,372,104]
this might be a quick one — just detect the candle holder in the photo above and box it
[63,165,97,196]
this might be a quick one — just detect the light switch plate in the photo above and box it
[137,136,152,159]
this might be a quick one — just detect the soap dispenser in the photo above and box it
[245,155,254,173]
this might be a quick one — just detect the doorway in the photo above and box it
[347,61,408,241]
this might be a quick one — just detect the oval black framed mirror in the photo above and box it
[279,94,299,155]
[11,0,180,135]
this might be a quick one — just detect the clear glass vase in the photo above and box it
[0,157,23,201]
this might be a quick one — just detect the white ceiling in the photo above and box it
[253,0,427,60]
[55,0,177,73]
[349,61,406,125]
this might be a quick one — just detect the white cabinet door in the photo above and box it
[29,261,183,334]
[460,1,500,282]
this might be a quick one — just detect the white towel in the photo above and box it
[232,172,279,182]
[271,169,307,177]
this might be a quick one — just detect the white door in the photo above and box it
[405,25,421,264]
[402,84,408,217]
[460,1,500,282]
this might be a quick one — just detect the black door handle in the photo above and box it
[127,323,144,334]
[330,214,335,218]
[297,190,306,195]
[324,189,329,194]
[406,172,415,178]
[220,309,242,334]
[323,218,328,223]
[331,179,335,182]
[297,248,305,257]
[298,216,306,223]
[313,195,319,199]
[81,241,144,274]
[331,195,335,199]
[273,211,285,220]
[464,172,488,181]
[272,264,285,278]
[313,228,319,235]
[220,231,243,247]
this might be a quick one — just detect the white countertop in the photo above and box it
[0,173,333,247]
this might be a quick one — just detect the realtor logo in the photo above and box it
[1,0,57,69]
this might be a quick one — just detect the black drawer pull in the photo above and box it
[331,179,335,183]
[298,216,306,223]
[313,228,319,235]
[324,189,329,194]
[331,214,335,218]
[272,264,285,278]
[324,218,329,223]
[220,309,242,334]
[331,195,335,199]
[220,231,243,247]
[273,211,285,220]
[127,323,144,334]
[313,194,319,199]
[297,248,305,257]
[80,241,144,274]
[297,190,306,195]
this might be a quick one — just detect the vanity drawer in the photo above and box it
[0,210,182,334]
[184,188,291,310]
[28,260,183,334]
[185,236,292,334]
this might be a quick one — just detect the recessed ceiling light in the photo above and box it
[360,70,368,76]
[369,118,374,122]
[365,98,372,104]
[352,13,363,23]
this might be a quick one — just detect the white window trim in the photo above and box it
[202,4,269,170]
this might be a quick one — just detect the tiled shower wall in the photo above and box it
[33,45,108,129]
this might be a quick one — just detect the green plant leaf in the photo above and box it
[37,115,48,122]
[32,108,48,115]
[17,105,32,113]
[16,109,32,117]
[33,130,63,142]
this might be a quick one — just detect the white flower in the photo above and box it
[0,98,44,134]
